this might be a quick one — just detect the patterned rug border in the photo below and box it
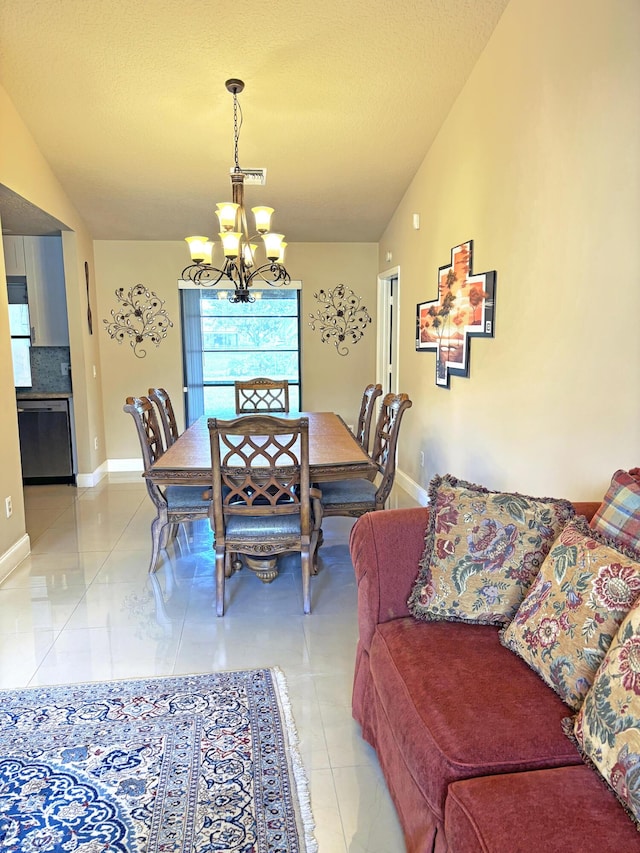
[269,667,318,853]
[0,667,318,853]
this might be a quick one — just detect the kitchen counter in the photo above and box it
[16,391,73,400]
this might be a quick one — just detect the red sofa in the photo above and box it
[350,505,640,852]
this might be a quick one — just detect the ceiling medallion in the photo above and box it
[181,79,290,304]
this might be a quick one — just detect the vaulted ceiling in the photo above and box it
[0,0,510,242]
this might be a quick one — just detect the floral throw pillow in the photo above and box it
[566,601,640,826]
[407,474,575,626]
[590,468,640,553]
[501,516,640,710]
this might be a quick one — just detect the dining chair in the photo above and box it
[208,415,321,616]
[234,378,290,414]
[148,387,180,448]
[354,382,383,452]
[124,396,210,573]
[319,392,413,518]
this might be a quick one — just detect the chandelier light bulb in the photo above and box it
[251,206,274,234]
[216,203,239,231]
[243,243,258,268]
[220,231,242,258]
[185,236,213,264]
[263,233,285,261]
[275,242,287,264]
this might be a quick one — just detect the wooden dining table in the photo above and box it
[146,411,376,486]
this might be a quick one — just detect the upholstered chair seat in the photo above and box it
[164,485,212,512]
[319,479,378,509]
[319,392,412,519]
[225,513,304,537]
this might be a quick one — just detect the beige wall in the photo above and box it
[382,0,640,500]
[0,84,105,560]
[0,215,26,558]
[94,240,378,460]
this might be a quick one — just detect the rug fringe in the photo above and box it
[272,667,319,853]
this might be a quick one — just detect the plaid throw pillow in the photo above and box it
[590,469,640,553]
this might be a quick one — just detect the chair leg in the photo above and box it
[301,546,311,615]
[224,551,236,579]
[310,533,320,575]
[149,514,167,574]
[175,523,191,555]
[164,523,179,547]
[215,548,226,616]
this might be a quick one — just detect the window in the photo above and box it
[180,285,301,423]
[7,279,32,387]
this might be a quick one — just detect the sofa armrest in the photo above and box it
[573,501,600,522]
[350,507,429,652]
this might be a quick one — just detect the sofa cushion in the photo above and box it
[369,617,582,820]
[444,765,640,852]
[569,598,640,827]
[590,468,640,553]
[501,516,640,710]
[408,473,575,625]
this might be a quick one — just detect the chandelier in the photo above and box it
[181,78,290,304]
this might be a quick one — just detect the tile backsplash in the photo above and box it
[16,346,72,394]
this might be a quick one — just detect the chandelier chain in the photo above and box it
[232,93,243,172]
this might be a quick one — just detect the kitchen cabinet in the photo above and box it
[2,236,26,276]
[3,235,69,346]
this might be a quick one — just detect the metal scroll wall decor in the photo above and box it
[103,284,173,359]
[308,284,371,356]
[416,240,496,388]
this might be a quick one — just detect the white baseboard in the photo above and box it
[76,461,109,488]
[76,459,142,487]
[396,469,429,506]
[0,533,31,585]
[107,458,143,473]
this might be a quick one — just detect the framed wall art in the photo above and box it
[416,240,496,388]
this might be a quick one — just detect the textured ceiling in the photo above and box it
[0,0,509,242]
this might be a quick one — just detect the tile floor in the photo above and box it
[0,475,417,851]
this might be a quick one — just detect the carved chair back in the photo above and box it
[234,378,290,414]
[124,395,165,508]
[370,392,413,507]
[124,395,210,574]
[209,415,310,531]
[208,415,319,615]
[354,383,383,451]
[148,387,180,448]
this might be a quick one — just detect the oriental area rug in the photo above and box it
[0,668,317,852]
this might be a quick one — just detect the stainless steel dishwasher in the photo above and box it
[17,398,75,484]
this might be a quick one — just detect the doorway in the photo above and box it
[376,268,400,394]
